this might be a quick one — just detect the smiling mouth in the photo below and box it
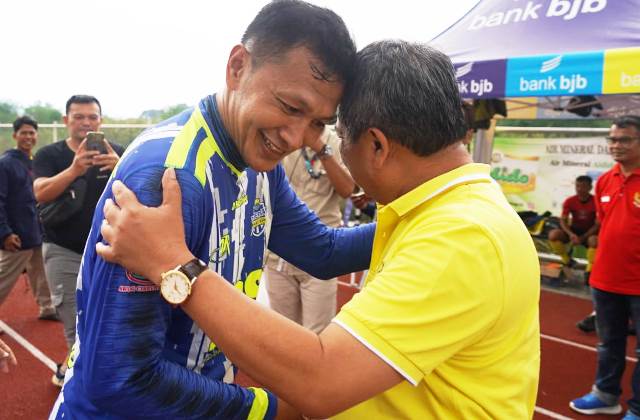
[262,133,285,156]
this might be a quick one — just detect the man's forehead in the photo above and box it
[69,103,100,113]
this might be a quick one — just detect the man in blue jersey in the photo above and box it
[50,1,373,419]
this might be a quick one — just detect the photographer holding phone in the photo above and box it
[32,95,124,387]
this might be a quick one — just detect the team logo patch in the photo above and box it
[118,271,159,293]
[634,192,640,208]
[251,198,266,237]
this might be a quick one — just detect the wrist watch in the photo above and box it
[316,143,333,160]
[160,258,208,305]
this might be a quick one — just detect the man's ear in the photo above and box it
[368,127,391,169]
[62,115,69,127]
[226,44,251,90]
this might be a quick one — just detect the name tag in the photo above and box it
[601,196,611,203]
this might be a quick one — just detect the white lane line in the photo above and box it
[535,406,574,419]
[541,333,638,363]
[0,320,57,372]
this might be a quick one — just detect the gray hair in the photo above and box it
[339,40,466,156]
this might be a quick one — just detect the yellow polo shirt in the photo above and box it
[333,163,540,419]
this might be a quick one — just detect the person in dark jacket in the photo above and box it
[0,116,56,319]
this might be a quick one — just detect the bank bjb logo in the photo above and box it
[518,55,588,94]
[507,50,602,96]
[455,62,494,97]
[251,198,266,237]
[468,0,608,30]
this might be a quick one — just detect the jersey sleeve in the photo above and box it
[266,166,374,279]
[76,165,276,419]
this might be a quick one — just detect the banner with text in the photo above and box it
[490,136,614,214]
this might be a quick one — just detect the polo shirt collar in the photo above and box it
[385,163,494,217]
[611,163,640,178]
[612,163,622,177]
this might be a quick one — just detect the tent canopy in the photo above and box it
[430,0,640,102]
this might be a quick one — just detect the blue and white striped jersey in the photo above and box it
[51,95,374,419]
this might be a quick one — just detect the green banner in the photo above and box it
[491,136,614,215]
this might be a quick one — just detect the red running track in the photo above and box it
[0,274,637,419]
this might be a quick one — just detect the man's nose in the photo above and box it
[280,120,308,151]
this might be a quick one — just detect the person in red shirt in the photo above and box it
[570,115,640,418]
[548,175,598,280]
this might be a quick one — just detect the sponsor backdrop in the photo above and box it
[454,46,636,100]
[490,136,614,214]
[431,0,640,100]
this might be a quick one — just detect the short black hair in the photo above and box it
[241,0,356,84]
[612,115,640,132]
[66,95,102,115]
[575,175,592,185]
[339,41,466,157]
[13,115,38,132]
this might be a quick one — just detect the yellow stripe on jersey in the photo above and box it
[247,387,269,420]
[164,111,202,171]
[191,107,242,178]
[164,106,241,186]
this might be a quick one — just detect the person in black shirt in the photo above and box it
[33,95,124,386]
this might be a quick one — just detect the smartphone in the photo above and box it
[86,131,106,154]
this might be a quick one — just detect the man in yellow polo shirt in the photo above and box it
[95,40,540,418]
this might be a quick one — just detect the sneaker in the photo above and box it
[51,363,65,387]
[38,308,60,321]
[623,411,640,420]
[577,314,596,333]
[569,393,622,415]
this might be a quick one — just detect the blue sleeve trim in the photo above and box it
[267,167,374,279]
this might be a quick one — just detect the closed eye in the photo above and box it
[277,98,300,115]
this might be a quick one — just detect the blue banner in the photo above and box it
[505,51,604,97]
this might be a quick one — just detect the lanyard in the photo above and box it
[301,149,323,179]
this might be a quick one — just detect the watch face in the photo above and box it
[160,271,191,305]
